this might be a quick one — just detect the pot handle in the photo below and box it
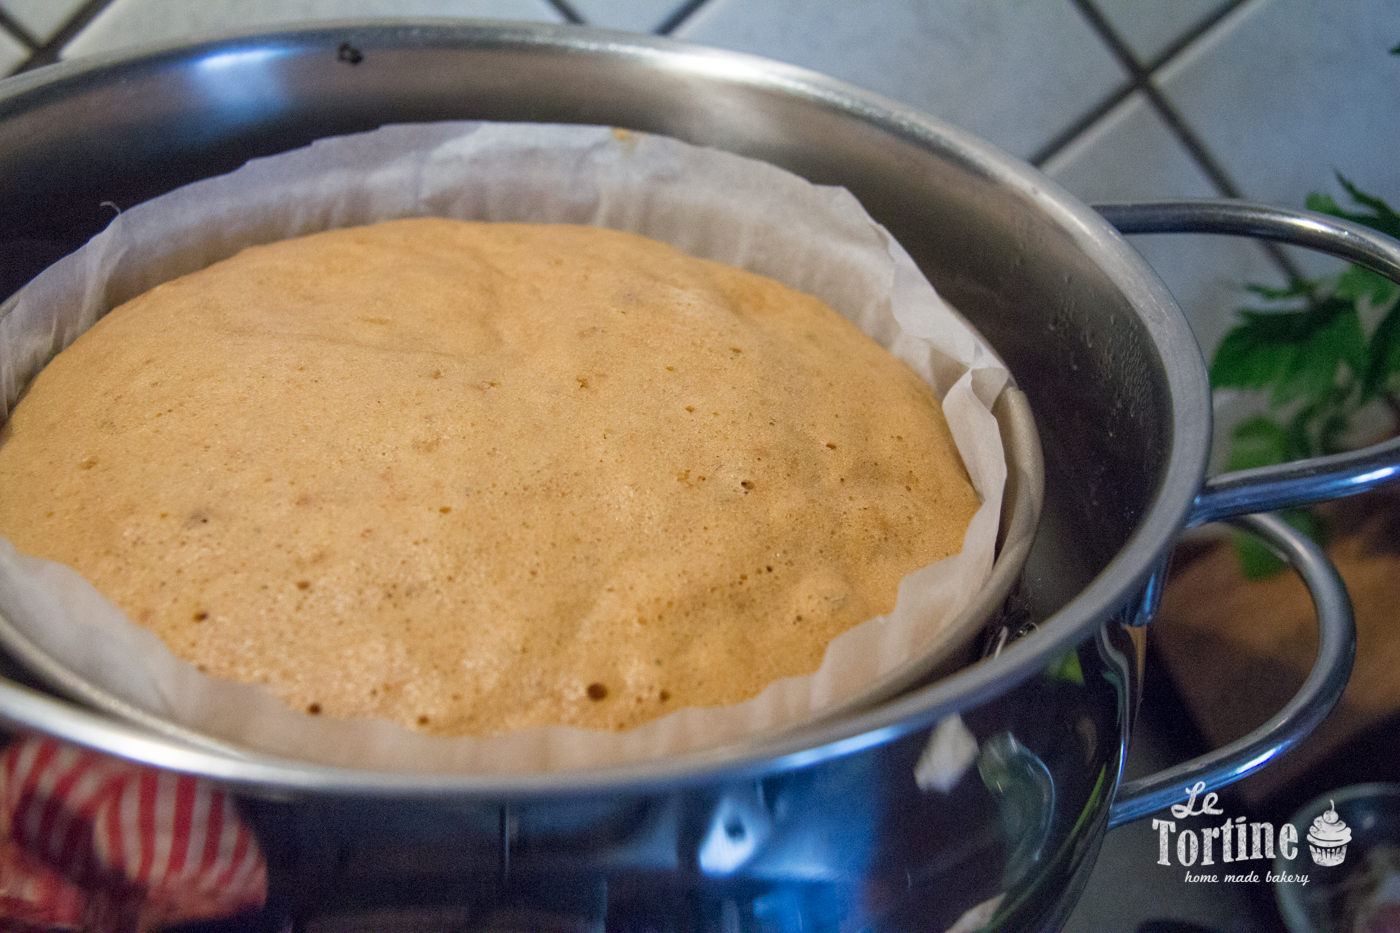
[1094,200,1400,525]
[1105,510,1355,827]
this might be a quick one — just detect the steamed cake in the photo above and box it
[0,218,981,736]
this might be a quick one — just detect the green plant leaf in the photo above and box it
[1211,305,1312,390]
[1306,192,1342,215]
[1337,175,1400,238]
[1218,172,1396,576]
[1310,175,1400,239]
[1210,321,1296,391]
[1286,403,1320,462]
[1319,409,1352,456]
[1336,264,1399,308]
[1365,299,1400,401]
[1209,298,1364,408]
[1314,299,1368,391]
[1228,416,1288,472]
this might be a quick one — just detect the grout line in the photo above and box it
[1071,0,1236,196]
[1028,79,1136,168]
[0,9,38,50]
[12,0,119,74]
[655,0,710,36]
[1144,0,1250,73]
[543,0,586,25]
[1069,0,1305,283]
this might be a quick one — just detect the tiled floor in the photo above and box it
[1,2,1395,929]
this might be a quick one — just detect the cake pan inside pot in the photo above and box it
[0,117,1042,767]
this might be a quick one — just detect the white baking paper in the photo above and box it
[0,122,1008,772]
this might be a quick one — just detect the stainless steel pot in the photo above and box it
[0,22,1398,931]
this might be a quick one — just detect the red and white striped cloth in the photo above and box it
[0,735,266,932]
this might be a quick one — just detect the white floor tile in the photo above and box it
[1156,0,1400,280]
[1045,90,1285,366]
[568,0,689,33]
[0,0,88,44]
[1092,0,1227,63]
[0,24,26,74]
[62,0,564,61]
[672,0,1129,162]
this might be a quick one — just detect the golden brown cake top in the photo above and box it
[0,219,980,736]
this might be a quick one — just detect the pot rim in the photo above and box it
[0,20,1212,798]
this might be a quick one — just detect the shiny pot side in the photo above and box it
[0,22,1207,782]
[229,623,1135,932]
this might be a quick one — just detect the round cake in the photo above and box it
[0,219,980,737]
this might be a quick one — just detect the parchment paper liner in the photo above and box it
[0,122,1008,773]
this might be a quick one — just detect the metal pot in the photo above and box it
[0,22,1398,931]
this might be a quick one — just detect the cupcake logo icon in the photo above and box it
[1306,800,1350,866]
